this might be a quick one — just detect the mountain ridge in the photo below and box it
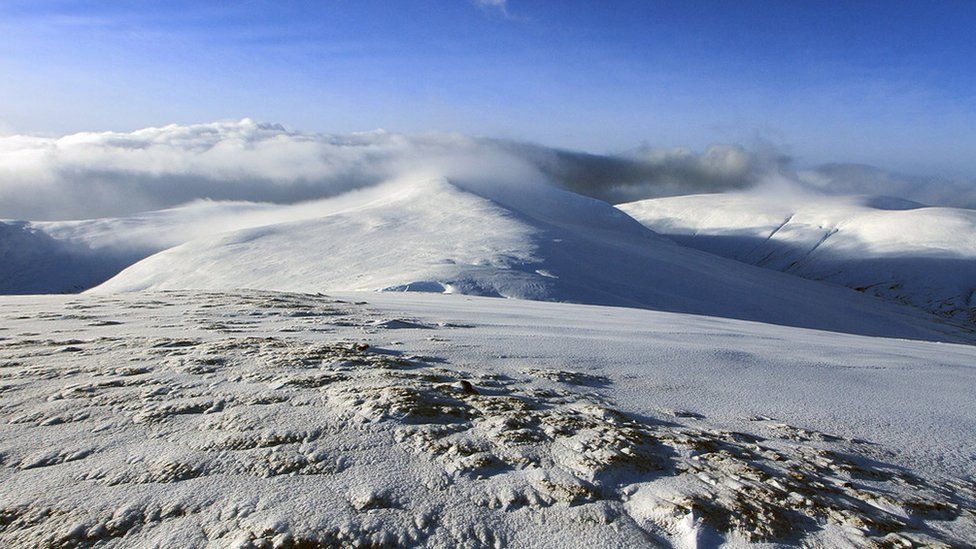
[89,177,972,344]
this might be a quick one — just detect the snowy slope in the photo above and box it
[1,202,273,294]
[88,178,972,344]
[0,221,130,294]
[620,192,976,325]
[0,189,400,294]
[1,290,973,547]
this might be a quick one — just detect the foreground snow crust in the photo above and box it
[1,290,974,547]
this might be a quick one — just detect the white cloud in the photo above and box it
[474,0,512,18]
[3,118,971,221]
[0,119,760,220]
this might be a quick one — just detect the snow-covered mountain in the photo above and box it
[620,192,976,325]
[81,177,966,344]
[3,120,975,547]
[3,176,971,342]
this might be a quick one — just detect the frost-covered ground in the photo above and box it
[1,290,973,547]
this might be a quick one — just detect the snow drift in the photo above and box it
[620,192,976,325]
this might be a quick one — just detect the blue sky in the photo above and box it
[1,0,974,175]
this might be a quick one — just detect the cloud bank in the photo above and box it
[795,164,976,210]
[0,118,972,221]
[0,119,763,220]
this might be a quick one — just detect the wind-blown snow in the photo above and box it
[620,192,976,324]
[85,177,972,344]
[0,290,973,547]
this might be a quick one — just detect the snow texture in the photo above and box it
[1,290,974,547]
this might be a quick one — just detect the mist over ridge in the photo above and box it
[2,118,972,221]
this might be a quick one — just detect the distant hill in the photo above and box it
[620,192,976,325]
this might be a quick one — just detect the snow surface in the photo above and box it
[619,192,976,325]
[0,290,973,547]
